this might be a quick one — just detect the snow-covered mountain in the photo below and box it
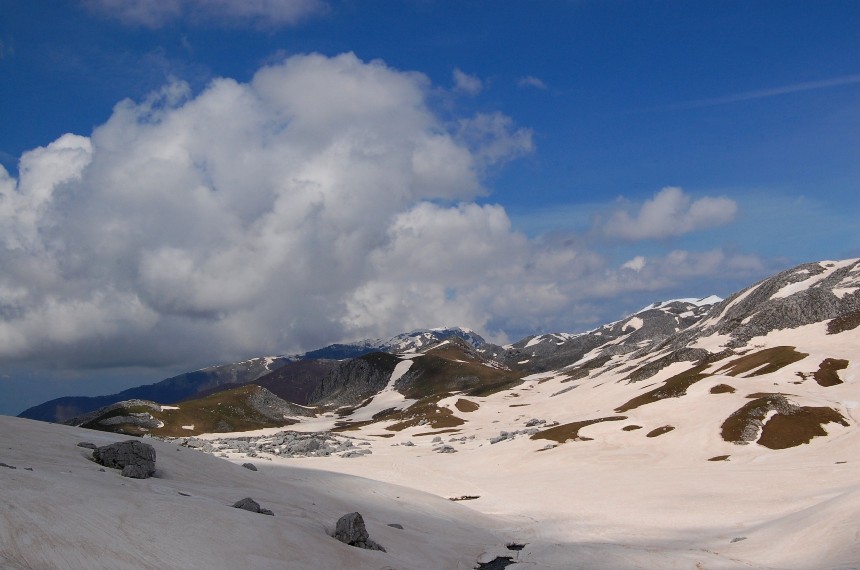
[5,258,860,568]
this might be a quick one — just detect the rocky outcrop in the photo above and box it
[92,440,156,479]
[310,353,400,406]
[334,512,385,551]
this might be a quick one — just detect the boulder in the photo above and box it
[232,497,274,516]
[92,440,156,479]
[334,512,386,551]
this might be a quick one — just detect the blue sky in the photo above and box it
[0,1,858,414]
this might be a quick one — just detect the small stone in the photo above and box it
[232,497,262,513]
[387,523,404,529]
[242,463,258,471]
[77,442,98,450]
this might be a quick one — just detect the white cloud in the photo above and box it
[456,112,534,171]
[82,0,325,28]
[518,76,547,90]
[452,68,483,95]
[0,53,768,374]
[622,256,646,272]
[599,186,738,240]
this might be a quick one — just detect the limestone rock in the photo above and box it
[334,512,385,551]
[92,440,156,479]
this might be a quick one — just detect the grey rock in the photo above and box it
[334,512,386,551]
[434,445,457,453]
[77,442,98,449]
[92,440,156,479]
[402,441,415,446]
[242,463,258,471]
[387,523,404,530]
[232,497,273,515]
[0,462,16,469]
[431,436,442,443]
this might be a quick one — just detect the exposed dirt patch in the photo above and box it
[615,364,710,413]
[714,346,808,377]
[721,393,849,448]
[622,425,642,431]
[708,455,730,461]
[378,395,467,432]
[827,310,860,334]
[455,398,480,412]
[758,407,849,449]
[530,416,627,443]
[710,384,736,394]
[413,428,462,437]
[646,425,675,438]
[722,394,793,444]
[813,358,849,387]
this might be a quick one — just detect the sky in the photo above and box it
[0,0,858,415]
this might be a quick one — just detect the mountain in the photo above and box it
[18,327,487,424]
[18,356,290,423]
[64,384,315,437]
[293,326,487,360]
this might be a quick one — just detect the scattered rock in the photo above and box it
[506,543,526,551]
[0,462,16,469]
[434,445,458,453]
[387,523,404,529]
[92,440,156,479]
[232,497,274,516]
[242,463,258,471]
[77,442,98,449]
[525,418,546,427]
[449,495,480,501]
[402,441,415,447]
[334,512,385,551]
[731,537,748,543]
[476,556,515,569]
[431,436,442,443]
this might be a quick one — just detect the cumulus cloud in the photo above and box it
[599,186,738,240]
[518,75,547,90]
[82,0,325,28]
[452,68,483,95]
[0,52,766,374]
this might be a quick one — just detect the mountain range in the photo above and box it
[4,257,860,568]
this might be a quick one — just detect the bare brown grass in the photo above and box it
[813,358,849,387]
[714,346,808,377]
[530,416,627,443]
[646,425,675,437]
[615,364,710,413]
[454,398,479,412]
[758,407,849,449]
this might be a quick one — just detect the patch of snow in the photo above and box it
[524,335,545,348]
[160,405,180,411]
[771,259,856,300]
[624,317,644,331]
[181,425,195,430]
